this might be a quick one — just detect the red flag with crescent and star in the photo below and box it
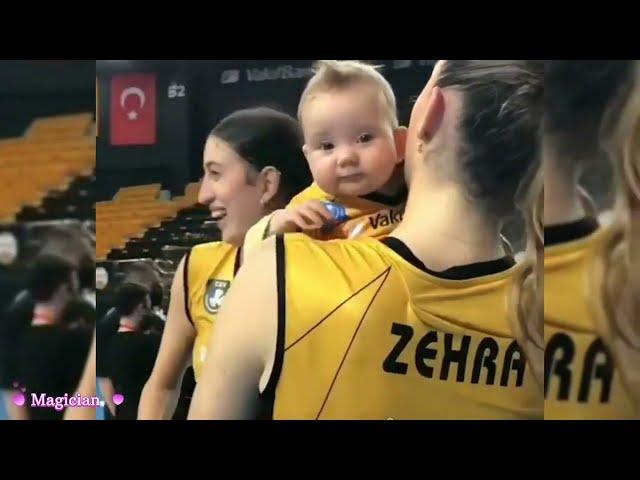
[110,73,157,146]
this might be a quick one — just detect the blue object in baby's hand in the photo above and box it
[322,201,349,224]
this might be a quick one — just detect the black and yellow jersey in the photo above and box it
[185,241,240,381]
[544,217,637,419]
[260,234,542,420]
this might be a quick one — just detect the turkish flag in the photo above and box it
[110,73,157,146]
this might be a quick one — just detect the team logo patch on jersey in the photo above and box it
[204,279,231,314]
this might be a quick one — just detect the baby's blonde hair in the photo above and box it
[298,60,399,129]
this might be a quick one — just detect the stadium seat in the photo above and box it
[97,181,218,261]
[0,113,95,224]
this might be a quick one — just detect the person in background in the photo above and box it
[97,262,163,418]
[103,283,159,420]
[18,255,92,420]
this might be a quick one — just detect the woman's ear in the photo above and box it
[259,166,282,208]
[419,86,445,143]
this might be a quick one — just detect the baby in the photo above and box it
[245,59,407,249]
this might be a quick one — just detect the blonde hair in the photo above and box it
[616,64,640,201]
[512,163,544,388]
[598,61,640,209]
[297,60,399,128]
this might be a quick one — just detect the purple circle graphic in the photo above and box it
[12,392,25,407]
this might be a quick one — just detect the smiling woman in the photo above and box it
[137,107,311,419]
[198,107,312,245]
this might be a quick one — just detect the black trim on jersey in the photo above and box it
[258,234,286,420]
[359,186,408,207]
[544,217,599,246]
[183,248,194,327]
[381,236,515,279]
[233,246,242,276]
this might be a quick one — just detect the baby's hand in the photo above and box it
[268,200,336,235]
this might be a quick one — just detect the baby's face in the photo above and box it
[301,82,401,197]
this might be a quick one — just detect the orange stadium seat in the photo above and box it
[0,113,95,224]
[95,182,208,261]
[25,113,94,139]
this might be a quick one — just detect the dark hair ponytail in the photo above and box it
[209,107,312,205]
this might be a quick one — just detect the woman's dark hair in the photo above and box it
[544,60,635,167]
[436,60,544,218]
[209,107,312,204]
[28,255,76,302]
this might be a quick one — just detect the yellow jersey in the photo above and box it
[185,241,240,381]
[544,217,637,419]
[261,234,543,419]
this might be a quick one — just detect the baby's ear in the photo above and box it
[393,126,407,163]
[302,144,310,160]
